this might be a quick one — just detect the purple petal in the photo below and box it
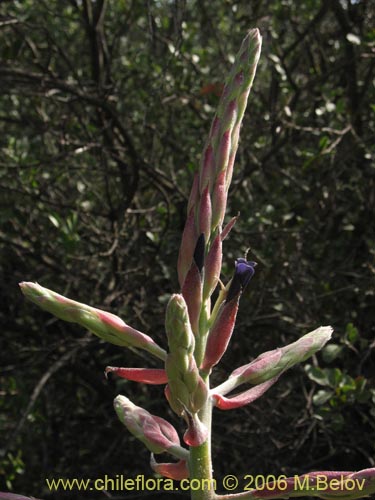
[226,258,256,302]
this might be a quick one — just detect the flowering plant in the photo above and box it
[18,29,375,500]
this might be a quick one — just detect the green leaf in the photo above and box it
[327,367,343,387]
[305,365,330,386]
[313,389,333,406]
[345,322,359,343]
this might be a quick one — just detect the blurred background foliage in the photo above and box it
[0,0,374,498]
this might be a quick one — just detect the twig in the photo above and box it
[2,337,92,458]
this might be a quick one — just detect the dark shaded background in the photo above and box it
[1,0,374,499]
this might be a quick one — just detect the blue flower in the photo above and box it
[226,258,256,302]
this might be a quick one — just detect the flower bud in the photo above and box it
[183,411,208,447]
[188,373,209,413]
[114,395,182,455]
[187,172,199,214]
[225,153,236,191]
[199,145,215,194]
[19,282,166,360]
[165,294,208,415]
[232,326,333,386]
[221,214,238,240]
[212,377,279,410]
[150,455,189,480]
[164,384,184,416]
[231,349,282,384]
[177,209,198,287]
[201,297,239,372]
[208,116,220,149]
[165,294,195,352]
[221,100,237,138]
[198,187,212,242]
[203,234,222,299]
[215,130,231,175]
[212,327,333,399]
[181,262,202,336]
[105,367,168,385]
[211,170,227,230]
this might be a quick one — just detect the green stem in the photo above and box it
[145,342,168,362]
[169,446,191,461]
[211,375,241,396]
[189,377,216,500]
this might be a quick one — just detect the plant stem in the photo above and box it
[145,342,168,362]
[189,376,216,500]
[169,446,191,461]
[211,376,240,396]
